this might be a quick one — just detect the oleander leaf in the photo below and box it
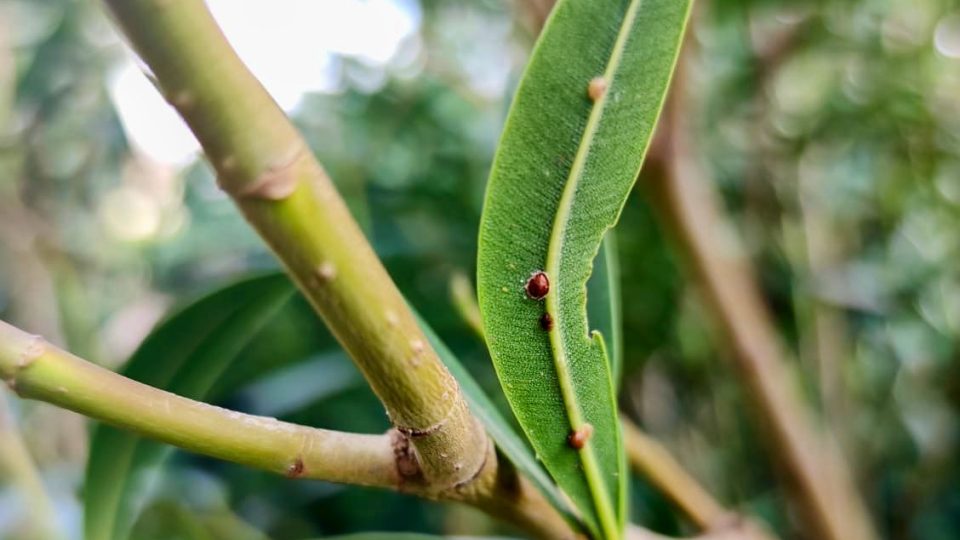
[476,0,692,538]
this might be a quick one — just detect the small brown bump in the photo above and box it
[588,77,607,102]
[237,145,304,201]
[170,90,194,108]
[220,155,238,172]
[19,335,46,368]
[286,457,305,478]
[410,339,425,354]
[385,310,399,327]
[314,262,337,283]
[525,271,550,300]
[539,312,554,331]
[567,423,594,450]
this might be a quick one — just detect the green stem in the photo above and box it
[449,271,485,341]
[100,0,485,489]
[0,320,400,487]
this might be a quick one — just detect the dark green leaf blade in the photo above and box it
[84,274,297,540]
[477,1,691,538]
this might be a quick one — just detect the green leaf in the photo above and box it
[319,535,515,540]
[587,233,623,386]
[415,312,580,532]
[84,273,298,540]
[476,0,691,537]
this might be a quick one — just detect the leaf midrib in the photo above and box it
[542,0,644,538]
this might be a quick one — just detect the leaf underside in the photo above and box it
[477,0,691,538]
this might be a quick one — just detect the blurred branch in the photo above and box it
[99,0,486,491]
[642,23,877,540]
[449,271,485,340]
[627,523,772,540]
[622,419,773,537]
[0,390,60,540]
[514,0,557,36]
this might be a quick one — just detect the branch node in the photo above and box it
[286,457,306,478]
[453,436,492,491]
[233,144,305,201]
[390,429,422,479]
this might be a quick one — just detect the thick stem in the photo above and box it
[100,0,486,489]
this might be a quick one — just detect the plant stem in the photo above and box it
[622,420,777,540]
[100,0,486,490]
[622,419,725,530]
[0,320,400,487]
[449,271,485,340]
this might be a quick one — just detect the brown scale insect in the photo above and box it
[539,312,554,331]
[567,423,594,450]
[525,271,550,300]
[588,77,607,102]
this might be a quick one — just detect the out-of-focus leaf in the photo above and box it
[321,534,516,540]
[415,312,580,532]
[85,274,297,540]
[587,233,623,386]
[476,0,691,537]
[131,499,271,540]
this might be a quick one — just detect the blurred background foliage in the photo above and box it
[1,0,959,538]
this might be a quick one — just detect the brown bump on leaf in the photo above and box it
[539,312,554,331]
[588,76,607,102]
[237,145,305,201]
[567,423,594,450]
[286,457,305,478]
[525,271,550,300]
